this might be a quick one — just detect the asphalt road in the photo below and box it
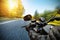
[0,19,60,40]
[0,19,31,40]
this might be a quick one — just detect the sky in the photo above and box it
[21,0,59,16]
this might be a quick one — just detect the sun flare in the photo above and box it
[8,0,18,10]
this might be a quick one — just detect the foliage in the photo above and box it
[0,0,24,18]
[33,6,60,26]
[39,6,60,21]
[34,10,39,20]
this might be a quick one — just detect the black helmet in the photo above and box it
[31,19,36,22]
[23,14,32,21]
[39,17,45,22]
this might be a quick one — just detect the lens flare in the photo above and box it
[8,0,18,10]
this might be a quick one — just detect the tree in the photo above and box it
[34,10,39,20]
[0,0,24,18]
[40,10,53,21]
[56,6,60,14]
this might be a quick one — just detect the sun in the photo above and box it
[9,1,14,9]
[8,0,18,10]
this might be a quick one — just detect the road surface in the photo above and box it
[0,19,31,40]
[0,19,60,40]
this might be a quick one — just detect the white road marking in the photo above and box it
[0,20,17,24]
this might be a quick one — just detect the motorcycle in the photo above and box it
[22,17,60,40]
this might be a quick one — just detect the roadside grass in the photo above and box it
[0,17,11,22]
[0,17,22,22]
[48,20,60,26]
